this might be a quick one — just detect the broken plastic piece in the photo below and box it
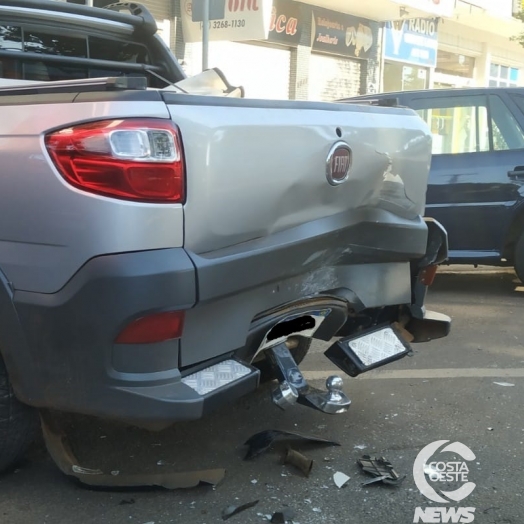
[71,465,103,475]
[333,471,350,488]
[270,508,295,523]
[40,411,226,489]
[243,430,340,460]
[221,500,259,520]
[357,455,405,486]
[282,448,313,477]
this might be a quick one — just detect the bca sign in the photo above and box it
[182,0,274,43]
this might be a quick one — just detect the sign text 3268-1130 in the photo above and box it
[199,19,246,29]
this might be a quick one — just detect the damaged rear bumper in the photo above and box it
[4,212,449,428]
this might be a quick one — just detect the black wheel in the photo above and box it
[0,354,38,473]
[515,231,524,284]
[253,337,312,382]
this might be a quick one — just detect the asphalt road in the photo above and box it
[1,266,523,524]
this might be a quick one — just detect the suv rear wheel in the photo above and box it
[0,354,38,473]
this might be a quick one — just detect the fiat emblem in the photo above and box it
[326,141,352,186]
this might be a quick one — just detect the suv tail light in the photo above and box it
[115,310,185,344]
[45,118,185,203]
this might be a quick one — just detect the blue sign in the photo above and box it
[384,18,439,68]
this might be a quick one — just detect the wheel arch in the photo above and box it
[502,203,524,263]
[0,267,34,401]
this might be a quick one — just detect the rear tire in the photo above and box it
[514,231,524,284]
[253,337,312,383]
[0,355,38,473]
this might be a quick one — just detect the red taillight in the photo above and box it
[45,119,185,203]
[115,311,185,344]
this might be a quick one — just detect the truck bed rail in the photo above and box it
[0,76,148,96]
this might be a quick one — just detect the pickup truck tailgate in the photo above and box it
[164,95,431,256]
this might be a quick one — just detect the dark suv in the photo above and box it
[344,87,524,281]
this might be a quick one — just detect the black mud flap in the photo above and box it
[407,218,452,342]
[324,323,413,378]
[406,310,451,343]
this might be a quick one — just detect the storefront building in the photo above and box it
[382,16,439,92]
[63,0,524,98]
[178,0,381,101]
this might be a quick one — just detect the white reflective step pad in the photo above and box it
[347,327,407,366]
[181,359,252,395]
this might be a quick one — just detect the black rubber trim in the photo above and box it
[161,92,414,115]
[0,88,163,106]
[74,89,163,103]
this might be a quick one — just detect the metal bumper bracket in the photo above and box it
[265,341,351,415]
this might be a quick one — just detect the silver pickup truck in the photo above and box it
[0,0,450,473]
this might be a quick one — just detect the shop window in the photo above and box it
[383,61,428,92]
[411,94,524,155]
[489,63,519,87]
[435,50,475,78]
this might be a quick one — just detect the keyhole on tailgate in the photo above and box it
[336,127,342,137]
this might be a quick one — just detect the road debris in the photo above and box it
[71,465,103,475]
[493,382,515,387]
[282,448,313,477]
[333,471,350,488]
[357,455,405,486]
[222,500,259,520]
[40,411,226,489]
[243,429,340,460]
[270,508,295,523]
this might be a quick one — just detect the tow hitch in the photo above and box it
[266,339,351,415]
[265,322,414,415]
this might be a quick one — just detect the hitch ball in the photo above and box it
[326,375,344,392]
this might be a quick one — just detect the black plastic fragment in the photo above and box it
[243,429,340,460]
[357,455,406,486]
[271,508,296,523]
[222,500,259,520]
